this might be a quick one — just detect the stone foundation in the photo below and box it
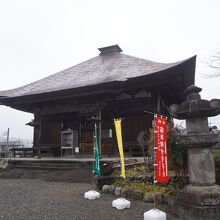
[168,198,220,220]
[179,184,220,206]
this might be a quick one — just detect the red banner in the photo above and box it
[155,116,168,183]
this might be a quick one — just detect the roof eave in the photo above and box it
[0,55,196,111]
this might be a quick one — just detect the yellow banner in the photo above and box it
[114,119,125,179]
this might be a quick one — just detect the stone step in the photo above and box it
[0,159,96,183]
[12,162,92,167]
[0,169,93,183]
[8,160,94,170]
[0,168,93,183]
[13,164,93,170]
[9,160,93,165]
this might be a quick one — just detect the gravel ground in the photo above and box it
[0,179,167,220]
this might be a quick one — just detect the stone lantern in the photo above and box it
[169,85,220,219]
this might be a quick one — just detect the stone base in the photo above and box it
[167,184,220,220]
[94,175,115,190]
[168,199,220,220]
[179,184,220,206]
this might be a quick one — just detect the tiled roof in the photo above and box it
[0,48,194,98]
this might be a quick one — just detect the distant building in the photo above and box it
[0,45,196,157]
[0,141,22,152]
[211,126,220,149]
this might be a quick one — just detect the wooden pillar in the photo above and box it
[78,112,81,152]
[33,112,41,158]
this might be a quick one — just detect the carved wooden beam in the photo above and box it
[37,102,106,116]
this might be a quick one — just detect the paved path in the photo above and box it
[0,179,165,220]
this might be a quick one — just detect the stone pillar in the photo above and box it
[188,147,215,186]
[169,85,220,219]
[185,116,216,186]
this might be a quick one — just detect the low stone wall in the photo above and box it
[101,184,167,204]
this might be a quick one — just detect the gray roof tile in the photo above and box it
[0,52,191,98]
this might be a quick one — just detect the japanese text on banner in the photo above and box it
[155,116,168,183]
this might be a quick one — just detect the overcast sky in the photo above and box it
[0,0,220,142]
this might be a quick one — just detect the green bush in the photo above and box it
[213,149,220,184]
[114,178,178,195]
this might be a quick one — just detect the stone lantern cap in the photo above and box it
[169,85,220,119]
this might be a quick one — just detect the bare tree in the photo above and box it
[201,51,220,78]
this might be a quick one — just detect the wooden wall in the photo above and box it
[38,101,155,156]
[41,121,61,145]
[121,114,153,143]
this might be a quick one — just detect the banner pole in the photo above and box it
[153,114,157,184]
[153,114,157,208]
[144,110,167,118]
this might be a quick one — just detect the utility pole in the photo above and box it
[6,128,10,151]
